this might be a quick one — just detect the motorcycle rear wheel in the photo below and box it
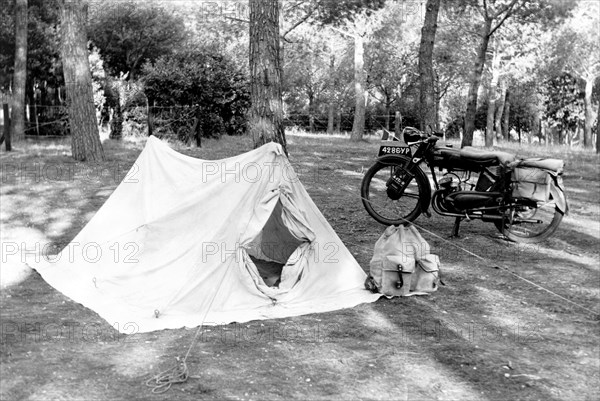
[361,156,430,226]
[494,193,565,243]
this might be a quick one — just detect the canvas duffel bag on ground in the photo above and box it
[365,225,442,297]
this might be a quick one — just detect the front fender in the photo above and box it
[375,154,432,215]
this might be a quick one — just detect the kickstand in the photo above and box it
[450,216,462,238]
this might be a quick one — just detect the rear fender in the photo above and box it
[550,175,568,215]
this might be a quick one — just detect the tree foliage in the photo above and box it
[545,74,584,136]
[0,0,62,90]
[142,48,250,139]
[88,0,186,79]
[283,28,333,132]
[1,0,598,152]
[313,0,386,25]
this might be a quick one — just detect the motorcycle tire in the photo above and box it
[361,155,430,226]
[494,191,566,243]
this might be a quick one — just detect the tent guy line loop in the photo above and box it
[144,357,189,394]
[354,195,598,317]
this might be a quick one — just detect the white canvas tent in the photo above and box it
[30,137,380,333]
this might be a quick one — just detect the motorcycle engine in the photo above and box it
[432,174,460,213]
[438,174,460,192]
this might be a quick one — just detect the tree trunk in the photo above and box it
[494,78,507,139]
[384,106,390,131]
[548,125,555,145]
[60,0,105,161]
[418,0,440,132]
[539,120,545,144]
[109,103,123,140]
[308,91,315,132]
[193,106,202,147]
[532,108,541,142]
[384,92,391,131]
[573,120,582,147]
[25,84,33,125]
[596,101,600,154]
[147,99,153,136]
[434,70,441,131]
[33,100,39,135]
[3,103,11,151]
[395,111,402,137]
[248,0,286,154]
[584,76,594,149]
[485,45,500,147]
[502,90,510,140]
[461,17,492,148]
[327,52,335,135]
[109,80,123,139]
[558,128,564,145]
[351,34,365,141]
[11,0,28,143]
[485,84,496,148]
[327,102,334,134]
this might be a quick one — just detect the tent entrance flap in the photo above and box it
[246,200,306,288]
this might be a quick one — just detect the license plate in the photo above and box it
[378,145,410,157]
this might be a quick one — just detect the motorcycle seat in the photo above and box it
[460,147,515,166]
[516,158,564,174]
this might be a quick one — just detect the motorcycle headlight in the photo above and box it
[403,127,422,144]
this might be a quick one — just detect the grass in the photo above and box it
[1,132,599,400]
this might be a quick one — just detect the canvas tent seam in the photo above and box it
[148,135,283,165]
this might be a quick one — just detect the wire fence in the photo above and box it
[1,102,409,139]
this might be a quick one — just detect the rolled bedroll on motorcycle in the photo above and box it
[361,127,568,244]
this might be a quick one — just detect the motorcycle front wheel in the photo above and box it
[494,192,565,243]
[361,155,430,226]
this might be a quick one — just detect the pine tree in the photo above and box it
[60,0,105,161]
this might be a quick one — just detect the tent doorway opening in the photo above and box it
[246,200,306,288]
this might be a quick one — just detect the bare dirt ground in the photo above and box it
[1,134,598,400]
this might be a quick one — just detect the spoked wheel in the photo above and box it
[494,192,565,243]
[361,155,430,226]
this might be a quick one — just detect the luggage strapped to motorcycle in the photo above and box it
[508,158,568,214]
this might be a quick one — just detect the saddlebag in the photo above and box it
[511,158,565,204]
[511,167,552,203]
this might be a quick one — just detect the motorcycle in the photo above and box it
[361,127,568,243]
